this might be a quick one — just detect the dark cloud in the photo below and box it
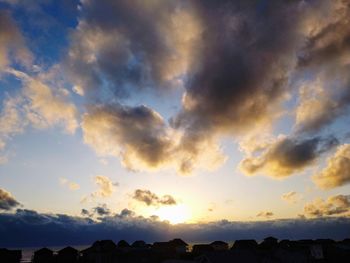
[0,188,20,210]
[81,205,111,218]
[170,0,309,160]
[81,209,91,217]
[133,189,177,206]
[66,0,197,98]
[1,209,350,247]
[82,104,173,171]
[93,204,111,217]
[119,208,135,218]
[240,135,338,178]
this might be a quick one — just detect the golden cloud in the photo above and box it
[313,144,350,189]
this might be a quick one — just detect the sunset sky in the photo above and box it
[1,0,350,246]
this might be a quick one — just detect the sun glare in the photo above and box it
[155,204,191,224]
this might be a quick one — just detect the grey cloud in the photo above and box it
[66,0,197,98]
[82,206,113,218]
[240,135,338,178]
[93,204,111,217]
[81,209,91,217]
[171,0,307,149]
[133,189,177,206]
[0,188,20,210]
[82,104,173,171]
[119,208,135,218]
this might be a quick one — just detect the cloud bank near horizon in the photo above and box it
[0,208,349,248]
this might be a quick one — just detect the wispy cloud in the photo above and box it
[81,175,117,203]
[282,191,303,204]
[59,178,80,191]
[256,211,274,219]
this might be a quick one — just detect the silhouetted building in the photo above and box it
[57,246,78,263]
[192,245,214,255]
[210,241,228,251]
[0,248,21,263]
[33,248,54,263]
[170,239,189,254]
[196,250,260,263]
[132,240,148,249]
[260,236,278,249]
[162,260,195,263]
[232,239,258,250]
[153,239,189,254]
[80,240,117,263]
[117,239,131,253]
[118,240,130,248]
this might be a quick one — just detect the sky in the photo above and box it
[0,0,350,246]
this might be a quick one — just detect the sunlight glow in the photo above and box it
[155,204,191,224]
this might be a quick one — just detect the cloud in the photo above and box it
[92,204,111,217]
[59,178,80,191]
[303,195,350,218]
[81,204,112,218]
[294,0,350,133]
[0,95,27,161]
[1,208,350,247]
[67,0,325,174]
[0,68,79,161]
[82,104,173,171]
[0,188,20,210]
[66,0,200,98]
[91,175,116,198]
[282,191,303,204]
[66,0,350,175]
[295,81,341,134]
[81,209,91,217]
[313,144,350,189]
[132,189,177,207]
[0,10,32,71]
[82,103,226,174]
[8,68,79,134]
[239,135,338,178]
[256,211,274,219]
[169,0,322,163]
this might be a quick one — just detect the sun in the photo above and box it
[155,204,191,224]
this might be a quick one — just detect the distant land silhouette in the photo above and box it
[1,237,350,263]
